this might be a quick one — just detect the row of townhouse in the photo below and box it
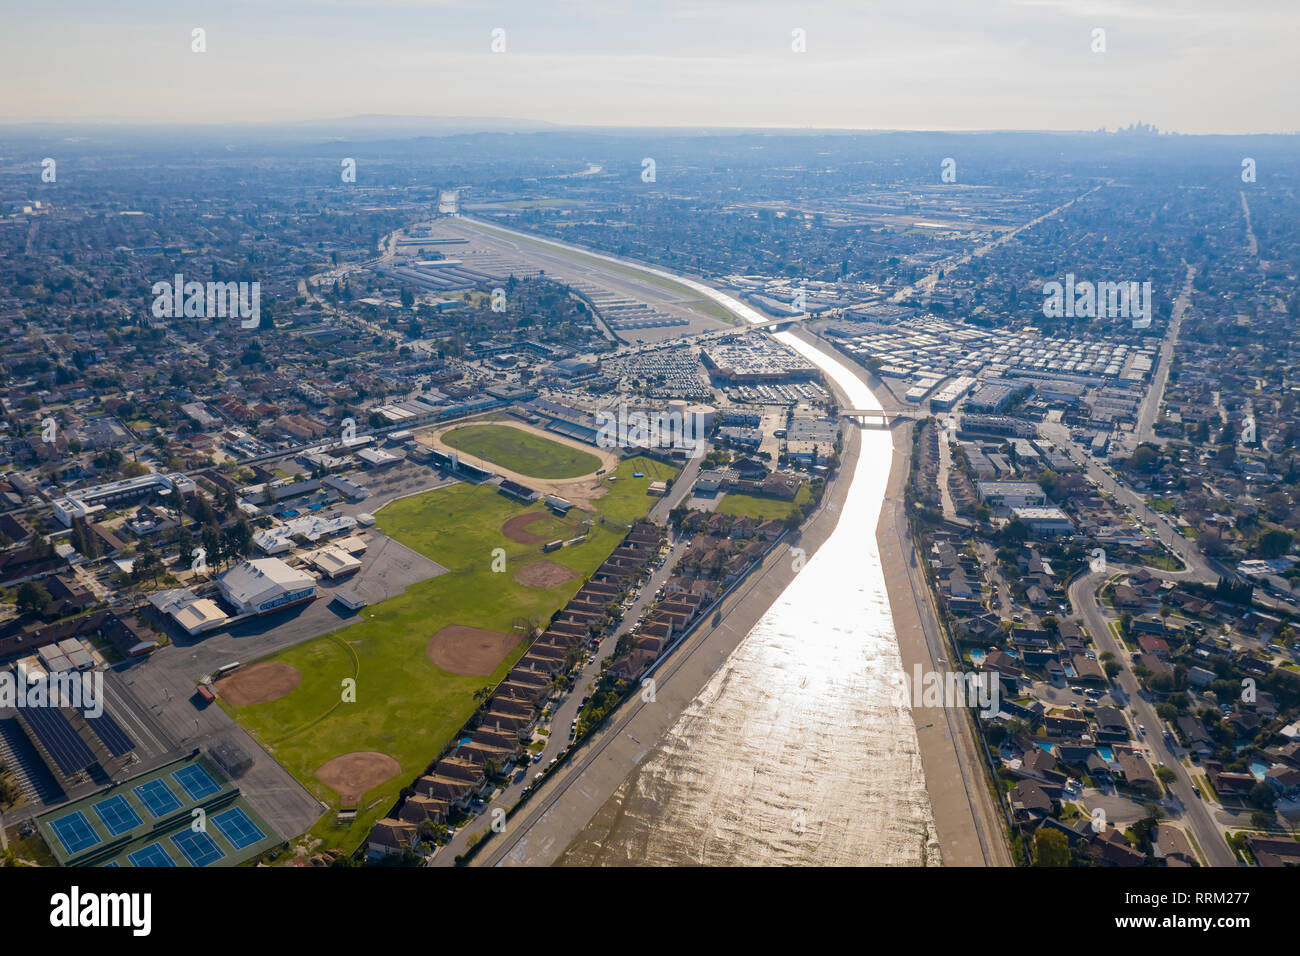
[608,518,786,682]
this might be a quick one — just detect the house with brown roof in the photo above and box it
[1090,827,1145,866]
[1112,585,1145,609]
[398,795,448,826]
[1008,779,1053,823]
[1115,749,1160,796]
[610,648,658,681]
[415,774,477,809]
[1248,835,1300,867]
[367,818,418,858]
[1152,824,1198,867]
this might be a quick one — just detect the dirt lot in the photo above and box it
[315,751,402,806]
[514,559,579,590]
[426,625,520,676]
[214,661,302,707]
[501,512,578,545]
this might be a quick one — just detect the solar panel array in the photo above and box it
[19,704,94,776]
[86,712,135,757]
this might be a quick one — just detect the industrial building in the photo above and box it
[1012,506,1075,536]
[975,480,1048,509]
[701,338,817,383]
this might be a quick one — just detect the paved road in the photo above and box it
[1038,419,1218,583]
[1068,569,1238,867]
[889,183,1108,303]
[1134,263,1196,447]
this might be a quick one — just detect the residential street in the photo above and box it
[1068,568,1238,867]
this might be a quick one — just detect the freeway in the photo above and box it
[1068,569,1238,867]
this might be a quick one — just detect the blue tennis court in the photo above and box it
[50,811,101,855]
[172,764,221,800]
[211,807,265,850]
[127,842,176,867]
[171,828,225,867]
[92,795,142,836]
[133,779,182,817]
[102,861,119,868]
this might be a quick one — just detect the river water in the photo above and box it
[561,297,938,865]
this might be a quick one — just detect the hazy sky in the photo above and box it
[2,0,1296,133]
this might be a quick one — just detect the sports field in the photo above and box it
[223,455,674,853]
[716,485,812,522]
[442,423,602,478]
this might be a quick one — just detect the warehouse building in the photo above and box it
[1012,506,1075,536]
[975,480,1048,509]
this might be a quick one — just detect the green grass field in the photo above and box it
[223,455,675,853]
[442,423,603,479]
[716,485,812,522]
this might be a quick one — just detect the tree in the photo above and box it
[131,544,163,585]
[1249,782,1277,810]
[1033,828,1070,867]
[16,581,52,618]
[30,534,54,560]
[1256,528,1293,559]
[176,527,196,568]
[200,524,222,569]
